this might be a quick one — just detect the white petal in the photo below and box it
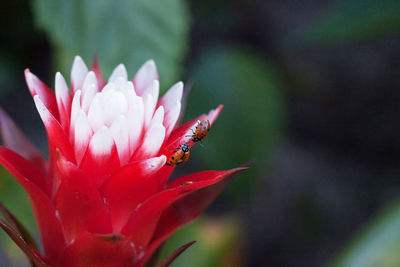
[133,60,158,95]
[81,83,97,114]
[140,155,167,174]
[71,56,89,92]
[55,72,70,108]
[143,94,155,129]
[81,71,98,113]
[126,97,144,154]
[159,81,183,108]
[123,84,137,108]
[164,101,181,137]
[137,121,165,159]
[74,110,93,164]
[100,83,117,107]
[87,94,104,132]
[89,126,114,156]
[103,91,128,125]
[109,64,128,83]
[33,95,51,123]
[141,80,159,102]
[135,106,166,158]
[82,71,98,93]
[101,82,117,94]
[110,115,130,164]
[119,81,136,101]
[114,77,127,91]
[25,71,38,96]
[69,90,82,140]
[151,106,165,126]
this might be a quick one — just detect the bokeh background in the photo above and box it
[0,0,400,266]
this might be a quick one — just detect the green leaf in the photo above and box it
[290,0,400,47]
[186,46,286,198]
[32,0,190,89]
[331,198,400,267]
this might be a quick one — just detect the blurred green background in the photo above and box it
[1,0,400,266]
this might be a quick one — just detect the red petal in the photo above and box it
[0,218,49,267]
[121,168,246,250]
[156,240,196,267]
[79,137,120,187]
[155,165,175,191]
[140,168,246,264]
[55,155,111,243]
[34,96,75,193]
[91,56,106,90]
[57,99,71,134]
[0,147,65,262]
[101,156,166,232]
[25,69,59,120]
[33,95,75,165]
[0,108,47,174]
[59,231,137,267]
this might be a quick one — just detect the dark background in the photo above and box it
[0,0,400,266]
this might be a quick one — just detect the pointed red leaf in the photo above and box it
[0,218,49,267]
[166,168,245,189]
[0,147,65,262]
[101,156,166,232]
[156,241,196,267]
[59,231,137,267]
[140,168,246,265]
[121,168,246,249]
[0,108,47,174]
[54,155,111,243]
[0,202,37,249]
[25,69,59,120]
[91,56,106,90]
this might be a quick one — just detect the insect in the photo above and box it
[188,119,210,143]
[165,141,191,166]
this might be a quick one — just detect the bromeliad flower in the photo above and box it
[0,56,246,267]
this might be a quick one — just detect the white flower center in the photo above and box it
[47,57,184,167]
[70,65,162,165]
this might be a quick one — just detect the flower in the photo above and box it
[0,56,246,267]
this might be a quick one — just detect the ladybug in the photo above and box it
[189,119,210,143]
[166,141,191,166]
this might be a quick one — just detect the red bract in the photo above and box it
[0,56,246,267]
